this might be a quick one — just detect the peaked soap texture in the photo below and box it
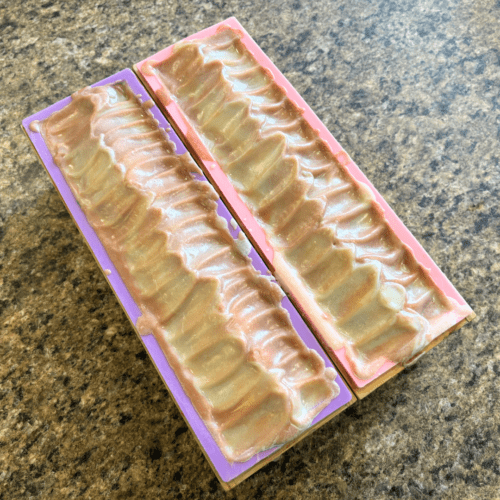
[38,81,339,461]
[148,27,470,380]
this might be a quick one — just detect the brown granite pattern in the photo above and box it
[1,0,498,498]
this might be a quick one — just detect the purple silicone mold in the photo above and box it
[22,68,352,483]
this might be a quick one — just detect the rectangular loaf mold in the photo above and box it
[135,18,474,397]
[22,69,353,490]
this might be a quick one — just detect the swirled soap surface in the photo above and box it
[39,81,339,462]
[149,28,470,380]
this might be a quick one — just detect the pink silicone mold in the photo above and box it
[136,18,473,393]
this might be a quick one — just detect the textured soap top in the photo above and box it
[142,26,471,381]
[37,81,340,462]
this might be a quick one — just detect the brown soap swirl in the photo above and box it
[40,81,339,462]
[151,28,468,380]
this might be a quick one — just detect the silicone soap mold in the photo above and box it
[22,69,353,490]
[135,18,474,397]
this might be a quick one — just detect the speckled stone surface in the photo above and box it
[1,0,498,498]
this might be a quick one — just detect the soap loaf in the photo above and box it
[39,81,340,462]
[141,26,472,381]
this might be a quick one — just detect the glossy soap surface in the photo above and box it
[148,27,471,381]
[39,81,340,462]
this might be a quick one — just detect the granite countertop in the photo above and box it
[1,1,498,498]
